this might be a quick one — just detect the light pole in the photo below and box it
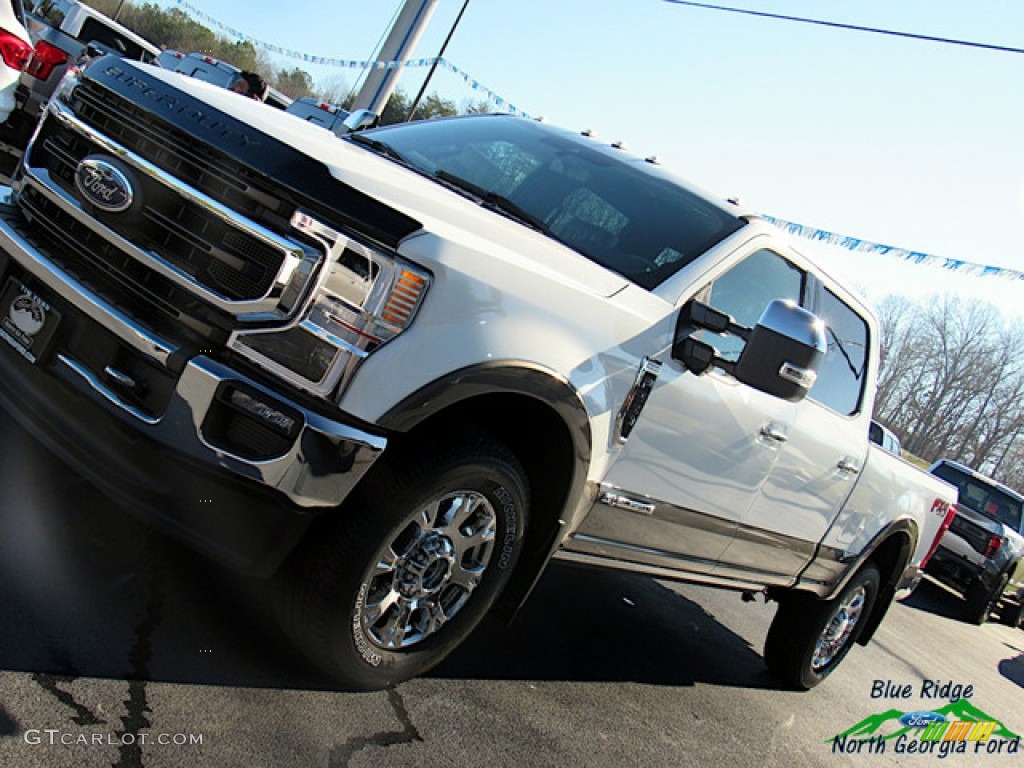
[405,0,471,121]
[351,0,441,117]
[113,0,127,21]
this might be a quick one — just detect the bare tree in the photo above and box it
[874,293,1024,490]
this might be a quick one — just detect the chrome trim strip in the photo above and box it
[41,99,321,317]
[0,197,177,366]
[565,532,725,572]
[553,548,766,593]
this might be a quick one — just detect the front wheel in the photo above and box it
[274,428,529,690]
[765,563,881,690]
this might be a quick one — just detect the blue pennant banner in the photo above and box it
[169,1,528,116]
[765,216,1023,282]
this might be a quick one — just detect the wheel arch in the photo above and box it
[375,362,594,620]
[849,521,918,646]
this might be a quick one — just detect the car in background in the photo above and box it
[869,420,901,456]
[0,0,31,125]
[170,50,239,88]
[924,459,1024,626]
[154,47,184,70]
[285,95,350,133]
[166,51,291,109]
[20,0,159,115]
[0,0,158,174]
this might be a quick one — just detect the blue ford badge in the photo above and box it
[75,157,134,213]
[899,711,946,728]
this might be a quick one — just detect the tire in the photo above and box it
[274,428,529,690]
[999,600,1023,629]
[765,563,881,690]
[965,573,1009,626]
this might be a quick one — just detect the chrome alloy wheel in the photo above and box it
[811,585,867,671]
[360,490,498,650]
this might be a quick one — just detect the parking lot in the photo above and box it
[0,409,1022,768]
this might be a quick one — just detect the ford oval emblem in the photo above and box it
[74,158,134,213]
[899,711,946,728]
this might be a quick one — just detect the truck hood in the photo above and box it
[122,64,630,298]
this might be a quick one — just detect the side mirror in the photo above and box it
[674,299,826,402]
[340,109,378,134]
[733,300,826,402]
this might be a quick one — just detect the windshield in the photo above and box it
[933,464,1024,531]
[353,116,745,289]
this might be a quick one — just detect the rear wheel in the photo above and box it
[274,428,528,690]
[765,563,880,690]
[999,600,1023,629]
[965,573,1009,626]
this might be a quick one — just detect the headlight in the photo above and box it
[229,211,429,398]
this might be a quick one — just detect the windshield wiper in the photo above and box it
[348,135,414,168]
[433,170,551,235]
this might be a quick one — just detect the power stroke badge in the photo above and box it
[75,157,135,213]
[0,279,61,363]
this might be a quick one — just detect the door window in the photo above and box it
[703,248,804,362]
[809,288,869,416]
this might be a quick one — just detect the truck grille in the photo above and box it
[18,185,229,342]
[68,79,289,226]
[30,118,286,303]
[13,69,333,352]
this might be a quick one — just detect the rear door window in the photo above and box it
[808,288,869,416]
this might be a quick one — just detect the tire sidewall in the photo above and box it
[768,563,881,690]
[802,564,881,687]
[966,572,1009,625]
[331,454,527,689]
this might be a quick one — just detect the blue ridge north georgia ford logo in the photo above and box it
[74,157,134,213]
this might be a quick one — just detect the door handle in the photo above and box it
[837,457,861,475]
[758,424,788,444]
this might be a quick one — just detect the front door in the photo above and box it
[570,247,806,575]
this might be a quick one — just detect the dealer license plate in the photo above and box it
[0,277,62,363]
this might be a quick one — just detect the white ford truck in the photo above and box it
[0,56,956,690]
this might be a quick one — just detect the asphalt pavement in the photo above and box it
[0,409,1021,768]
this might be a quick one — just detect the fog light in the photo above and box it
[228,389,298,436]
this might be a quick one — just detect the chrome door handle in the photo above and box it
[837,457,861,475]
[759,424,788,444]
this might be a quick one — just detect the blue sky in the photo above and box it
[150,1,1024,314]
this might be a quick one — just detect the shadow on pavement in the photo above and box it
[897,577,976,623]
[998,646,1024,689]
[1,412,781,695]
[432,563,782,690]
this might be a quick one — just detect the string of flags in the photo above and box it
[765,216,1024,282]
[168,0,529,116]
[167,3,1017,280]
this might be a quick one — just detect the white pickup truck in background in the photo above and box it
[0,55,956,690]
